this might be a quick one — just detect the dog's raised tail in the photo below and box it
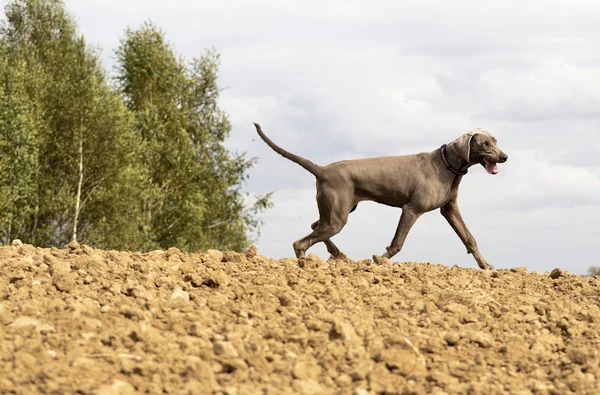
[254,123,322,177]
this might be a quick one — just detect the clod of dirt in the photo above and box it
[328,316,359,342]
[469,331,495,348]
[550,267,565,279]
[213,341,238,358]
[222,251,244,263]
[68,240,80,250]
[2,244,600,394]
[52,270,76,292]
[245,245,258,258]
[93,380,136,395]
[444,332,461,346]
[205,249,224,262]
[203,270,230,288]
[377,347,426,376]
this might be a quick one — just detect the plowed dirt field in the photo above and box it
[1,242,599,394]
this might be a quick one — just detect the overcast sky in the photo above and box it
[56,0,600,274]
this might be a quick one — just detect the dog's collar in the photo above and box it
[440,144,468,176]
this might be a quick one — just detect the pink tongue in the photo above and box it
[485,161,498,175]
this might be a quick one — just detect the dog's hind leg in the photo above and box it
[309,203,357,259]
[293,221,343,258]
[293,188,352,258]
[310,220,341,257]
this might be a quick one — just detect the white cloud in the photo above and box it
[462,150,600,207]
[480,58,600,121]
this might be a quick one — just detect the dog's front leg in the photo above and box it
[374,208,421,261]
[440,199,494,270]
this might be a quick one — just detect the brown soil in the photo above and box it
[1,242,599,395]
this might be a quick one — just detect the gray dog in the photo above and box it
[254,123,507,269]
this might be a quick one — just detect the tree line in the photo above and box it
[0,0,272,252]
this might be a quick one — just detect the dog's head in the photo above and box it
[450,129,508,175]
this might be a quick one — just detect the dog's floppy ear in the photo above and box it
[450,130,479,164]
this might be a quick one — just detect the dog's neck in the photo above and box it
[440,144,469,176]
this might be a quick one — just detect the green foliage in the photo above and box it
[115,22,272,251]
[0,0,153,249]
[0,1,271,252]
[0,38,38,243]
[588,267,600,277]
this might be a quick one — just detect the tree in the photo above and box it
[588,267,600,277]
[115,22,272,252]
[0,1,271,252]
[0,0,152,249]
[0,38,39,244]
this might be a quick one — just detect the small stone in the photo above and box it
[169,288,190,305]
[213,341,238,357]
[11,239,23,247]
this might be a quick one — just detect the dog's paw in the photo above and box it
[479,262,495,270]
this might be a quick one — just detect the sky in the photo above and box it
[51,0,600,273]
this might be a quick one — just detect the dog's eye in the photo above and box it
[482,142,488,147]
